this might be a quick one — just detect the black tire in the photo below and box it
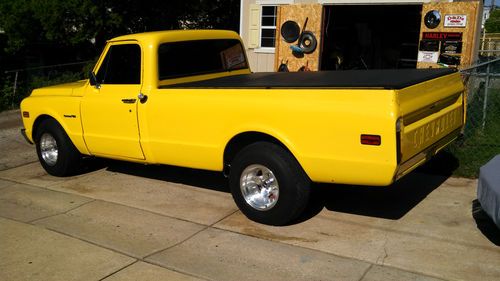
[35,119,81,176]
[229,142,310,226]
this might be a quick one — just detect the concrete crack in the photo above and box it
[28,199,96,224]
[376,234,389,266]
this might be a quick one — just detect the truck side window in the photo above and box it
[158,39,247,80]
[96,44,141,84]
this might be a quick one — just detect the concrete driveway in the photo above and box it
[1,109,499,281]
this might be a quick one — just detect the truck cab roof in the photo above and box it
[108,30,242,44]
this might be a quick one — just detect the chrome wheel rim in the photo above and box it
[40,133,58,166]
[240,164,279,211]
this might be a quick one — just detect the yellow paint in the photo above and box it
[397,72,465,162]
[21,30,465,186]
[20,93,90,155]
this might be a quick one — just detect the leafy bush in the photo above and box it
[0,74,16,111]
[0,62,93,112]
[485,9,500,33]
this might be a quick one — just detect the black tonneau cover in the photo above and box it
[163,69,456,90]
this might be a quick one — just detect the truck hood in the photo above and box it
[30,80,88,97]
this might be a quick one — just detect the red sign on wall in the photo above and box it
[422,32,463,41]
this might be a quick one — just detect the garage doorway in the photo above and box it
[321,5,422,70]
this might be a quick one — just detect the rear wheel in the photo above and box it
[35,119,81,176]
[229,142,310,225]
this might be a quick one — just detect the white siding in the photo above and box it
[246,50,276,72]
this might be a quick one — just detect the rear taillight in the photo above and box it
[361,134,381,146]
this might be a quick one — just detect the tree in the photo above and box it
[485,9,500,33]
[0,0,105,66]
[184,0,240,30]
[0,0,45,54]
[0,0,126,56]
[0,0,240,109]
[0,0,240,56]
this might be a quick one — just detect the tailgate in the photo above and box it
[396,71,465,176]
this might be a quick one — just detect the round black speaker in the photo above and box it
[281,21,300,43]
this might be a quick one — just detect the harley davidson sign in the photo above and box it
[422,32,462,41]
[444,15,467,27]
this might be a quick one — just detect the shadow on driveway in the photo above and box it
[103,159,448,223]
[106,160,229,193]
[472,199,500,246]
[300,172,449,223]
[297,150,459,222]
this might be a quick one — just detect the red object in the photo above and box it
[422,32,462,41]
[361,134,381,146]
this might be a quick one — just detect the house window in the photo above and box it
[260,6,277,48]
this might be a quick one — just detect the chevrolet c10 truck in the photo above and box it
[20,30,466,225]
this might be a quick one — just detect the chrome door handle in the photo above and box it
[121,98,136,104]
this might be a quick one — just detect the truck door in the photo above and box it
[81,42,145,159]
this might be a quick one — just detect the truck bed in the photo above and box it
[163,69,456,90]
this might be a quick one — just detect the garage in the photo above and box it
[241,0,483,72]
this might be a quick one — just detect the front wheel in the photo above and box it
[35,119,81,176]
[229,142,310,226]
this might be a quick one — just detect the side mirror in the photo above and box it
[89,71,101,89]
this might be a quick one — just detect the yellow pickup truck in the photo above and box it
[20,30,465,225]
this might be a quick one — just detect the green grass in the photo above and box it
[447,87,500,178]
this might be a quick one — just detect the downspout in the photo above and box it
[239,0,244,37]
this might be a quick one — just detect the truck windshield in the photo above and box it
[158,39,248,80]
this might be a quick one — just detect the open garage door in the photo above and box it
[320,5,422,70]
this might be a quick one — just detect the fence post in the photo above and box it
[481,63,491,130]
[481,31,486,57]
[12,71,18,108]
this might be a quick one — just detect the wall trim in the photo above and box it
[256,0,294,4]
[253,47,276,54]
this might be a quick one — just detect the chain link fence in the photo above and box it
[479,32,500,57]
[447,58,500,177]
